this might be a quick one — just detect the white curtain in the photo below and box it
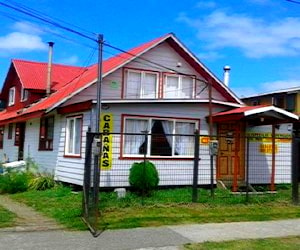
[142,73,156,98]
[126,71,141,98]
[124,119,148,154]
[175,122,195,155]
[181,77,193,98]
[165,75,179,98]
[161,120,173,150]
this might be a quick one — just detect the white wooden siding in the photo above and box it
[23,113,60,173]
[62,41,227,106]
[246,124,292,184]
[54,110,90,185]
[0,123,18,162]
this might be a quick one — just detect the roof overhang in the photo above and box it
[211,105,299,125]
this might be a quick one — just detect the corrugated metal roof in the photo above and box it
[0,33,243,123]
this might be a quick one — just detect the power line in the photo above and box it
[0,1,97,42]
[286,0,300,4]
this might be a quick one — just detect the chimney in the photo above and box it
[46,42,54,96]
[223,65,230,86]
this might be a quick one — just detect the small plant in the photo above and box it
[129,161,159,196]
[28,174,56,191]
[0,170,31,194]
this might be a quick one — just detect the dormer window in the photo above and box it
[124,69,158,99]
[163,74,194,99]
[21,88,28,102]
[8,87,15,106]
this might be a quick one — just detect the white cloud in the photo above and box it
[178,11,300,58]
[58,55,79,65]
[197,51,223,61]
[0,32,47,50]
[12,21,44,35]
[234,79,300,98]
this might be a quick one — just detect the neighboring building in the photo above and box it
[242,87,300,115]
[0,33,297,188]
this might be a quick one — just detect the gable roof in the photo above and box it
[242,86,300,100]
[212,105,299,123]
[0,33,243,124]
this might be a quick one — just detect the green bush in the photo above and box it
[28,174,56,191]
[129,161,159,195]
[0,170,32,194]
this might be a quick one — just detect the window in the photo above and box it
[164,74,194,98]
[14,123,20,146]
[252,99,260,106]
[65,116,82,156]
[273,95,285,108]
[8,123,13,139]
[0,126,4,149]
[286,94,296,112]
[125,69,158,99]
[123,116,197,157]
[8,87,15,106]
[39,116,54,150]
[21,88,29,102]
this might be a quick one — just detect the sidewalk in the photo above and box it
[0,195,300,249]
[0,195,63,232]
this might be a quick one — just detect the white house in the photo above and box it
[0,33,297,188]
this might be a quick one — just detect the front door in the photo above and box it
[16,122,26,160]
[217,122,245,180]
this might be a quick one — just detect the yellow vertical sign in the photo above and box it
[100,113,113,170]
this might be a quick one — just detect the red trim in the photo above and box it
[0,110,45,126]
[211,114,244,123]
[63,114,83,158]
[57,101,92,114]
[119,156,194,161]
[122,67,160,99]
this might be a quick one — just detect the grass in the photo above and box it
[10,186,300,230]
[184,236,300,249]
[0,205,16,228]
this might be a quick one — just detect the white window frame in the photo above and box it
[123,116,197,158]
[21,88,28,102]
[64,115,82,156]
[8,87,16,106]
[125,69,159,99]
[163,74,195,99]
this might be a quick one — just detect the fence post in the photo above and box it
[192,130,200,202]
[142,130,148,203]
[246,136,250,203]
[292,134,299,205]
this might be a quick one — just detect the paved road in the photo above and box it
[1,219,300,250]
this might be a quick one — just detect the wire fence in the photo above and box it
[83,131,300,214]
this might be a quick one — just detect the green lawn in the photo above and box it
[0,205,16,228]
[11,186,300,230]
[184,236,300,250]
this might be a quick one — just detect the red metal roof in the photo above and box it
[13,59,86,91]
[0,33,243,124]
[212,105,267,117]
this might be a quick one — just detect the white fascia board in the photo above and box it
[244,106,299,120]
[171,35,243,105]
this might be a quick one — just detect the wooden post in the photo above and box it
[270,124,276,191]
[232,126,239,192]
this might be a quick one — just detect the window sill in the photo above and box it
[38,148,53,151]
[120,155,194,160]
[63,154,81,158]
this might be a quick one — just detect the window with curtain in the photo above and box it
[164,75,194,99]
[39,116,54,150]
[0,126,4,149]
[8,87,15,106]
[65,116,82,156]
[125,69,158,99]
[123,116,197,157]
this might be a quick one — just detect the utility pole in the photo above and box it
[96,34,104,132]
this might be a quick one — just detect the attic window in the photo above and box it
[8,87,15,106]
[21,88,29,102]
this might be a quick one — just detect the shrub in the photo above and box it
[28,174,56,191]
[0,170,31,194]
[129,161,159,195]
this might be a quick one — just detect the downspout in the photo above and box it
[46,42,54,96]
